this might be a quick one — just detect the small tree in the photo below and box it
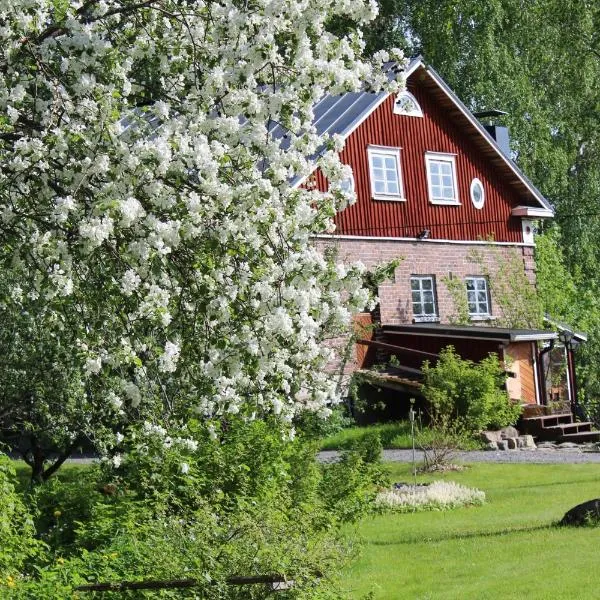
[422,346,521,432]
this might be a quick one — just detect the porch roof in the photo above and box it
[382,323,558,343]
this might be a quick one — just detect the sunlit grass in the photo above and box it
[344,463,600,599]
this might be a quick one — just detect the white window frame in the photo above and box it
[367,145,405,202]
[465,276,491,319]
[411,275,439,322]
[329,167,355,195]
[470,177,485,209]
[393,91,423,117]
[425,152,460,205]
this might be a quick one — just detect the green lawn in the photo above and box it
[320,422,415,450]
[344,463,600,599]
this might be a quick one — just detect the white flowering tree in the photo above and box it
[0,0,402,470]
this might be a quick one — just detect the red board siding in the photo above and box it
[313,79,524,243]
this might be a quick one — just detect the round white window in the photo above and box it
[470,178,485,209]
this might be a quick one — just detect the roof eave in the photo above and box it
[511,205,555,218]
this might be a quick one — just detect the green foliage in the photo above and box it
[0,456,39,581]
[320,421,413,450]
[469,247,544,329]
[422,347,521,432]
[441,274,470,325]
[320,432,388,523]
[535,227,580,323]
[3,419,388,598]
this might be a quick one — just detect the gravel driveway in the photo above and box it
[319,448,600,464]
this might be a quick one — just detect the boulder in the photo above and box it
[506,437,518,450]
[481,431,501,444]
[537,441,556,449]
[499,426,520,439]
[485,441,498,451]
[497,439,509,451]
[557,442,580,450]
[560,499,600,526]
[519,435,536,449]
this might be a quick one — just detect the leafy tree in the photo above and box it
[0,0,401,471]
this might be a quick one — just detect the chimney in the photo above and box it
[484,125,511,157]
[473,110,511,158]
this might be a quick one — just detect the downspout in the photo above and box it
[537,340,554,407]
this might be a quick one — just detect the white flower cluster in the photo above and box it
[375,481,486,512]
[0,0,403,428]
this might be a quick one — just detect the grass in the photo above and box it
[13,460,91,491]
[320,422,482,451]
[320,422,415,450]
[343,462,600,599]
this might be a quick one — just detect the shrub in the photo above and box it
[422,346,521,432]
[0,456,39,580]
[375,481,485,512]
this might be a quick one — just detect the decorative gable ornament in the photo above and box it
[393,91,423,117]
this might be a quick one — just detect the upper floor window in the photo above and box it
[465,276,491,318]
[411,275,438,322]
[368,146,404,201]
[393,91,423,117]
[425,152,459,205]
[470,177,485,209]
[329,167,355,195]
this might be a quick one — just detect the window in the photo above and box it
[425,152,459,204]
[367,146,404,201]
[393,91,423,117]
[329,168,355,195]
[411,276,438,321]
[470,178,485,209]
[465,277,491,318]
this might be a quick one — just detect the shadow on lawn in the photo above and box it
[369,523,553,546]
[502,476,600,490]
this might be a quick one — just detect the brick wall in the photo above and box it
[315,238,537,326]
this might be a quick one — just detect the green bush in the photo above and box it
[5,420,384,598]
[0,455,39,581]
[422,346,521,432]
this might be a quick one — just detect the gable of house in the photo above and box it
[307,58,551,245]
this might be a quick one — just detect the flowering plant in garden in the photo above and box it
[375,481,486,512]
[0,0,403,468]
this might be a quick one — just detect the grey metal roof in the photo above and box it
[383,323,558,343]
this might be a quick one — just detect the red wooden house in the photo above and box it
[302,56,584,414]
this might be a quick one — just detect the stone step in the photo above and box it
[522,413,573,427]
[543,422,593,434]
[559,430,600,443]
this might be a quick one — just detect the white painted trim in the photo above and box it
[465,276,491,318]
[470,177,485,210]
[512,333,557,342]
[424,150,459,157]
[425,152,460,204]
[312,233,535,247]
[367,145,405,201]
[511,205,554,218]
[339,93,390,140]
[532,341,541,405]
[410,275,439,321]
[393,91,423,117]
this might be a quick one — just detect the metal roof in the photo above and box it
[383,323,558,343]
